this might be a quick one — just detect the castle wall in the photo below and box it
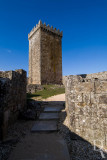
[41,28,62,84]
[0,69,26,140]
[65,71,107,149]
[29,29,41,84]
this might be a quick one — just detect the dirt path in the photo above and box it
[43,93,65,101]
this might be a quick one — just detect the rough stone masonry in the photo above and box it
[28,20,63,85]
[65,71,107,150]
[0,69,26,140]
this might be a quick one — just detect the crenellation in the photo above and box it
[51,25,53,29]
[43,22,46,27]
[28,20,63,40]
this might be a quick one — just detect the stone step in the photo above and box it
[31,121,57,132]
[39,113,59,120]
[43,106,64,113]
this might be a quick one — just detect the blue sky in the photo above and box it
[0,0,107,76]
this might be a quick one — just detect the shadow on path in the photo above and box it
[57,102,107,160]
[7,100,107,160]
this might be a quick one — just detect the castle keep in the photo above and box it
[28,20,63,85]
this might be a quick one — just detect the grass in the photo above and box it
[27,84,65,100]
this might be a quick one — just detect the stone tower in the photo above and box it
[28,20,63,85]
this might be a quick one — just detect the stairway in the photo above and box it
[31,105,64,132]
[9,101,70,160]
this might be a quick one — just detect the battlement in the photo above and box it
[28,20,63,39]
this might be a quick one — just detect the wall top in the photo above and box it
[28,20,63,39]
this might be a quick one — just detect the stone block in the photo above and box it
[74,82,94,93]
[67,102,75,115]
[97,104,107,118]
[99,95,107,104]
[91,93,100,104]
[83,128,94,142]
[69,93,82,102]
[93,130,105,141]
[75,103,84,115]
[103,118,107,132]
[83,93,91,104]
[95,81,107,93]
[90,117,103,130]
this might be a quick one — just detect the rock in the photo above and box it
[19,100,42,120]
[27,84,44,93]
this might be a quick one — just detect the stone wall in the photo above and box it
[63,76,67,86]
[28,20,62,85]
[0,69,26,140]
[29,29,41,84]
[65,71,107,149]
[27,84,44,93]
